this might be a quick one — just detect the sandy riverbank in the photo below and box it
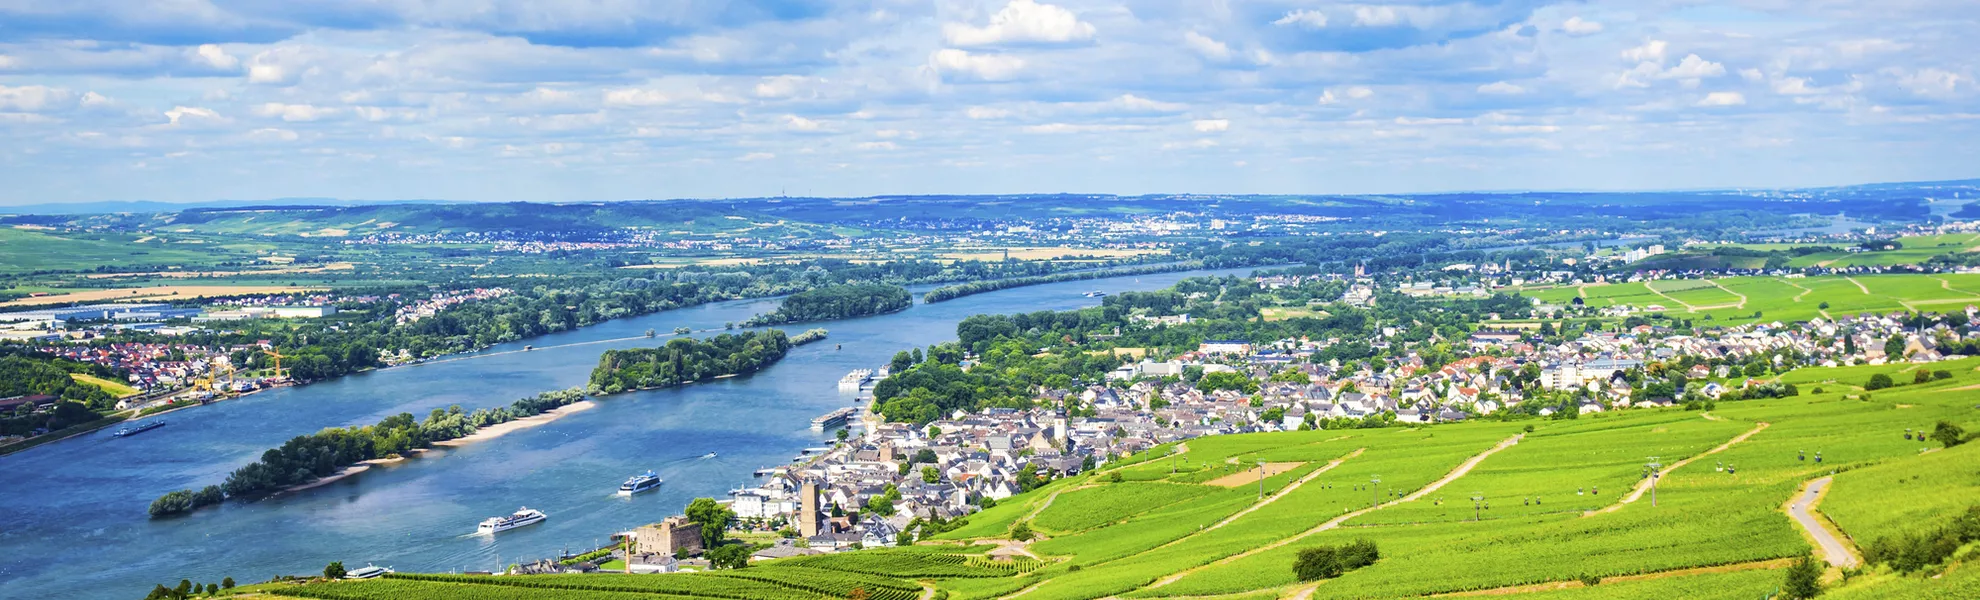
[274,401,594,494]
[279,450,427,495]
[433,400,598,447]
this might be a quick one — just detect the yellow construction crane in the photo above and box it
[194,358,238,398]
[263,348,290,381]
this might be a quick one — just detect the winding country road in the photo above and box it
[1787,476,1861,568]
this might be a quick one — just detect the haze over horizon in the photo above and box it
[2,1,1977,204]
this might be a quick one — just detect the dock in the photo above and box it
[837,369,873,392]
[810,407,855,430]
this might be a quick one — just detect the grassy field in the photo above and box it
[70,373,138,397]
[0,227,247,275]
[1523,273,1980,326]
[258,360,1980,600]
[1671,234,1980,269]
[0,284,331,307]
[1260,306,1330,321]
[1785,233,1980,268]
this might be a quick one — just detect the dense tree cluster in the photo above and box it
[744,283,911,326]
[588,330,791,394]
[924,262,1209,303]
[147,388,585,516]
[789,329,830,345]
[0,349,121,436]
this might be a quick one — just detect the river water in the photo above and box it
[0,266,1258,600]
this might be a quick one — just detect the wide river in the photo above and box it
[0,266,1260,600]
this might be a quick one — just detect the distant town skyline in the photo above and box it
[1,1,1976,203]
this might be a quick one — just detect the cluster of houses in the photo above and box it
[30,342,233,395]
[393,288,512,324]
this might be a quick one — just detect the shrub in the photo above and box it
[1932,421,1967,448]
[1293,540,1379,582]
[1009,521,1034,542]
[1338,539,1380,569]
[1866,373,1893,390]
[1914,370,1931,384]
[1933,370,1953,380]
[1578,574,1602,586]
[1294,546,1342,581]
[1781,554,1822,599]
[324,561,346,579]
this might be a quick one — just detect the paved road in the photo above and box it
[1788,476,1860,568]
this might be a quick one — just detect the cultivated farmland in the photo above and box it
[265,361,1980,600]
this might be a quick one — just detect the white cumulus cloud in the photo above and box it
[931,49,1026,81]
[246,128,299,142]
[1111,94,1187,113]
[0,84,71,111]
[1272,9,1329,29]
[943,0,1096,47]
[191,44,239,70]
[1561,17,1603,36]
[754,75,811,99]
[253,102,336,122]
[784,115,823,131]
[1696,92,1746,107]
[1160,139,1218,150]
[1622,40,1668,63]
[1664,54,1726,81]
[163,106,223,125]
[1351,5,1446,28]
[1477,81,1527,95]
[1317,87,1375,104]
[966,106,1012,119]
[737,152,775,161]
[1183,31,1232,61]
[1893,68,1963,98]
[1193,119,1230,132]
[605,88,670,107]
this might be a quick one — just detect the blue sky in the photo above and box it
[0,0,1975,204]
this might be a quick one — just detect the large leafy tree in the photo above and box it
[685,497,735,550]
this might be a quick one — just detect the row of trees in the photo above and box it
[922,262,1208,303]
[742,283,911,326]
[588,330,792,394]
[1861,505,1980,574]
[148,388,586,517]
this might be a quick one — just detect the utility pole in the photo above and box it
[1471,492,1485,522]
[1257,459,1265,500]
[1370,475,1381,508]
[1645,456,1664,507]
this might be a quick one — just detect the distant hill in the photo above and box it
[0,198,465,216]
[5,177,1977,235]
[7,201,852,239]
